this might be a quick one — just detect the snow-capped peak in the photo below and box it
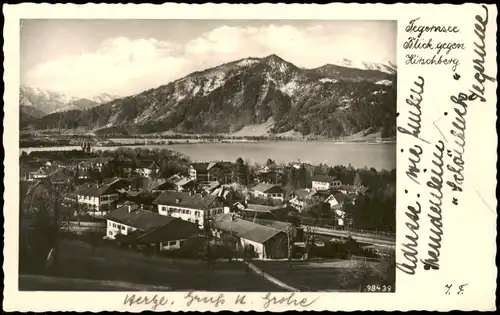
[332,58,395,74]
[236,58,260,68]
[375,79,392,86]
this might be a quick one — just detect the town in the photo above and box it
[20,142,396,292]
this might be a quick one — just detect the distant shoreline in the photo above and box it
[20,130,396,147]
[19,138,396,149]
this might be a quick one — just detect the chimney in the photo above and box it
[128,205,131,213]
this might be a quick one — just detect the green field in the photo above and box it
[19,238,284,292]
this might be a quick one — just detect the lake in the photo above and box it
[20,141,396,170]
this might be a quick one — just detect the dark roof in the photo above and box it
[251,183,283,194]
[46,168,76,182]
[312,175,338,183]
[333,192,354,203]
[191,162,210,172]
[105,205,175,231]
[212,214,285,244]
[152,181,177,191]
[76,177,129,197]
[269,205,300,221]
[238,209,277,221]
[167,174,182,182]
[174,177,194,187]
[137,221,200,243]
[124,191,163,206]
[245,203,276,212]
[202,181,221,191]
[153,191,220,210]
[215,161,233,169]
[252,218,293,231]
[293,188,317,199]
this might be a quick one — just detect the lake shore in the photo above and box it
[20,141,396,170]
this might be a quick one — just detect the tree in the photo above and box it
[353,172,363,187]
[297,164,308,188]
[286,167,298,189]
[234,157,249,185]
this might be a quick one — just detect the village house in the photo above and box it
[119,190,163,211]
[211,213,289,259]
[25,168,48,181]
[124,160,160,178]
[311,175,342,191]
[155,174,197,192]
[76,157,112,174]
[250,183,284,202]
[252,218,298,240]
[105,205,200,251]
[289,188,319,212]
[339,185,369,196]
[153,191,229,228]
[75,178,130,216]
[238,203,299,223]
[201,181,221,194]
[188,161,233,184]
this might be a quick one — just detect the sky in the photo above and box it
[20,19,396,98]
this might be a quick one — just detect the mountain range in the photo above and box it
[19,86,120,124]
[21,54,397,138]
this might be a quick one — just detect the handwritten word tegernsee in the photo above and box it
[469,5,494,102]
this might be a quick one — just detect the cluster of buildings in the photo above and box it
[20,151,369,260]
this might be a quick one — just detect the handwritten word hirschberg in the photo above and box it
[422,140,445,271]
[123,294,170,311]
[262,293,319,309]
[469,5,494,103]
[396,201,421,275]
[184,291,225,308]
[397,76,429,144]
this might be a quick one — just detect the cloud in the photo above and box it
[25,23,395,98]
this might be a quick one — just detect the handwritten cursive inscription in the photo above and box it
[405,18,460,38]
[184,291,226,308]
[422,140,445,271]
[446,93,468,192]
[396,201,422,275]
[262,293,319,309]
[406,144,424,185]
[397,76,429,144]
[123,294,170,311]
[469,5,494,102]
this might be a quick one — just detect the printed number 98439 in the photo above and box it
[365,285,392,292]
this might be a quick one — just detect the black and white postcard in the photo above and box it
[3,3,497,312]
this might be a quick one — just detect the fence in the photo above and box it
[298,216,395,238]
[305,226,396,248]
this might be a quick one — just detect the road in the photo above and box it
[304,225,395,248]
